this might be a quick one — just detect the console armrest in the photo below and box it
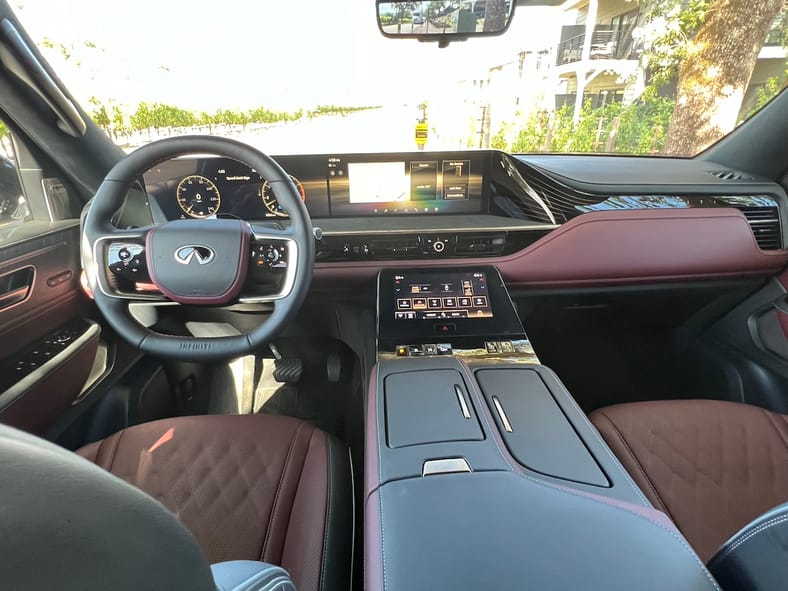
[367,472,719,591]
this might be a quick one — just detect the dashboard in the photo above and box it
[98,148,788,299]
[120,150,787,275]
[143,151,488,221]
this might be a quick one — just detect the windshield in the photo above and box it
[10,0,788,157]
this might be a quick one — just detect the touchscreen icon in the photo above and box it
[412,298,427,310]
[443,297,457,308]
[428,298,442,309]
[458,297,472,308]
[397,299,412,310]
[440,283,453,293]
[473,296,488,307]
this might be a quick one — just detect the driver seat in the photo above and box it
[76,413,352,591]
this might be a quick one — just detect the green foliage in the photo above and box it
[496,95,675,155]
[743,76,784,120]
[307,105,380,119]
[88,96,110,129]
[86,97,379,139]
[635,0,711,86]
[0,120,8,139]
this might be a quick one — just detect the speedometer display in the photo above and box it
[260,176,306,218]
[176,175,221,218]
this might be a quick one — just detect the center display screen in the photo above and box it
[377,266,526,352]
[329,152,486,216]
[393,271,493,320]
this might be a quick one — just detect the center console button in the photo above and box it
[434,322,456,335]
[436,343,453,355]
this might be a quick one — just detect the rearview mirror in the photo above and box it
[377,1,515,46]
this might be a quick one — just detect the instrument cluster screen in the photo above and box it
[393,271,493,321]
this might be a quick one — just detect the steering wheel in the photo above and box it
[82,136,314,362]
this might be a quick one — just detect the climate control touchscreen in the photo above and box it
[393,271,493,320]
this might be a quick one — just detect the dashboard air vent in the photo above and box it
[735,205,782,250]
[455,234,506,255]
[706,170,753,181]
[368,236,421,258]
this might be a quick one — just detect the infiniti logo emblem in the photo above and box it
[174,245,215,266]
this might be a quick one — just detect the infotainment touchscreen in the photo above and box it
[393,271,493,321]
[377,266,526,351]
[328,151,486,216]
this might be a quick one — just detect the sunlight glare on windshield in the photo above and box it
[11,0,788,157]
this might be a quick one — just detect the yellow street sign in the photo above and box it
[415,122,428,146]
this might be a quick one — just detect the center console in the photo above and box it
[366,266,720,591]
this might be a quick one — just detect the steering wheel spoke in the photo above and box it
[90,227,169,303]
[242,231,299,303]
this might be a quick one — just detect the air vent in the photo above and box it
[368,236,421,258]
[455,234,506,255]
[706,170,753,181]
[735,205,782,250]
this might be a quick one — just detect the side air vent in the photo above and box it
[706,170,753,181]
[735,205,782,250]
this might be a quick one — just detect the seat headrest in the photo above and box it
[0,424,215,591]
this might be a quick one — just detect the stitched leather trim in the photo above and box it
[319,432,332,591]
[261,422,306,561]
[593,411,673,518]
[762,410,788,450]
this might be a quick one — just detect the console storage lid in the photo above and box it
[367,470,719,591]
[476,368,608,486]
[385,369,482,448]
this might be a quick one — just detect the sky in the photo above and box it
[11,0,565,111]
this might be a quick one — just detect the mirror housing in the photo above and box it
[377,1,515,47]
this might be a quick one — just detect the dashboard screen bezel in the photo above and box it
[140,151,492,224]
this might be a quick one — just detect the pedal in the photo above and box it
[326,352,342,383]
[273,358,303,384]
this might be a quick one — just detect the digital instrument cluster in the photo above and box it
[142,151,488,221]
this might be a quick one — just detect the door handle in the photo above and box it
[0,266,34,310]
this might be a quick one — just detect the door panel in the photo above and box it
[695,277,788,413]
[0,221,99,433]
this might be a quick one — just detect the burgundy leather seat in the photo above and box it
[77,414,352,591]
[590,399,788,562]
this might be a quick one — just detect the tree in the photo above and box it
[663,0,784,155]
[483,0,507,32]
[88,96,110,132]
